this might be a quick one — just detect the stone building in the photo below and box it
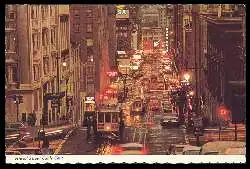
[190,4,245,124]
[5,5,72,126]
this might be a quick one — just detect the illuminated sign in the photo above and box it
[153,41,160,47]
[165,27,169,52]
[85,96,95,103]
[117,51,126,55]
[107,71,118,77]
[133,54,141,60]
[116,6,129,19]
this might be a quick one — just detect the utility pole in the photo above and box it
[56,55,61,119]
[192,4,201,146]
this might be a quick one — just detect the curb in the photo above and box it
[53,127,77,155]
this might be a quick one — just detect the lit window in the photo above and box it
[74,23,80,33]
[86,9,93,17]
[86,39,93,46]
[86,24,93,33]
[9,12,15,19]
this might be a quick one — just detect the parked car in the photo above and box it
[201,141,245,155]
[5,150,22,155]
[224,147,246,155]
[160,115,179,127]
[112,143,147,155]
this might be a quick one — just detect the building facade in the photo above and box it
[189,4,245,125]
[5,5,72,126]
[70,5,117,119]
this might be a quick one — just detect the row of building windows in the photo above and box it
[31,5,56,19]
[74,9,93,18]
[31,27,57,51]
[73,23,93,33]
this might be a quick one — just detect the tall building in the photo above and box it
[140,5,160,27]
[115,5,132,52]
[70,5,117,119]
[190,4,245,125]
[5,5,72,126]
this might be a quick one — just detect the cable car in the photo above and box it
[96,104,120,138]
[131,97,144,119]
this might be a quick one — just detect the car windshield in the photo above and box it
[123,147,142,151]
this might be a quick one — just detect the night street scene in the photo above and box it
[5,4,245,157]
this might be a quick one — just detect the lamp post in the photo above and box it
[56,55,61,123]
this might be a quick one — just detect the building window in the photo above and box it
[12,66,18,82]
[86,9,93,17]
[86,24,93,33]
[124,32,127,37]
[74,23,80,32]
[86,38,94,46]
[5,33,16,52]
[41,5,49,18]
[87,47,93,58]
[31,6,38,19]
[33,65,40,81]
[50,5,55,16]
[43,58,49,75]
[42,29,49,46]
[32,33,40,51]
[51,27,56,45]
[9,12,15,19]
[74,9,80,18]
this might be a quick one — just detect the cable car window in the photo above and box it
[98,112,104,123]
[105,113,111,123]
[112,113,118,123]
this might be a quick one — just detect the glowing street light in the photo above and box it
[62,61,67,67]
[183,73,190,81]
[189,91,194,96]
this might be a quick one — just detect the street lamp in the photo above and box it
[62,61,67,67]
[189,91,194,97]
[183,73,190,81]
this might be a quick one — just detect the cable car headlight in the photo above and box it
[106,126,111,130]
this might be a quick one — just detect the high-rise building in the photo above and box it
[5,5,71,126]
[190,4,245,125]
[70,5,117,119]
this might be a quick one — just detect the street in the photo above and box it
[5,5,245,159]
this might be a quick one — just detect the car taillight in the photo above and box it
[141,147,148,155]
[112,146,123,155]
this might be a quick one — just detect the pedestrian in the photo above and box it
[92,116,97,138]
[86,117,91,141]
[42,136,50,154]
[119,118,125,141]
[168,144,175,155]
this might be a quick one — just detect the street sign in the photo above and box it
[193,116,203,128]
